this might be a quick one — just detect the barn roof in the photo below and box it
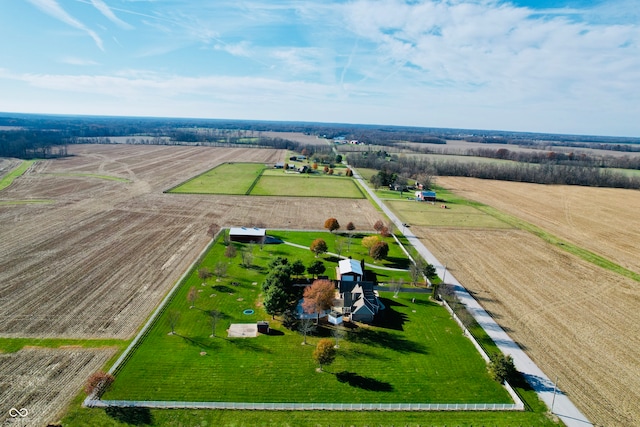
[229,227,266,237]
[339,259,363,276]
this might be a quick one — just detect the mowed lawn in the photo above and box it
[250,175,364,198]
[168,162,264,194]
[104,235,511,404]
[387,200,511,228]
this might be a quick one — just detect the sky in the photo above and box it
[1,0,639,137]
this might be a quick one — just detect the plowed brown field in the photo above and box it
[0,144,380,339]
[412,178,640,427]
[0,347,116,426]
[438,177,640,274]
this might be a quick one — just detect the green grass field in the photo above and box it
[167,162,364,198]
[250,175,364,198]
[61,231,559,427]
[268,230,413,282]
[102,232,509,404]
[168,162,264,194]
[0,159,36,191]
[387,199,511,228]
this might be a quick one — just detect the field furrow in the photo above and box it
[414,227,640,427]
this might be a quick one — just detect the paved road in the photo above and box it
[350,167,593,427]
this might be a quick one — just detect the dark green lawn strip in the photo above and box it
[0,160,35,191]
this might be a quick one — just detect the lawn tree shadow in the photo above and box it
[347,327,427,354]
[324,255,341,263]
[105,406,153,425]
[411,298,439,308]
[227,338,272,353]
[383,256,410,269]
[336,371,394,392]
[211,285,235,293]
[179,335,219,350]
[371,298,409,331]
[341,347,392,361]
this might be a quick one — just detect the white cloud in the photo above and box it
[90,0,134,29]
[59,57,100,66]
[26,0,104,50]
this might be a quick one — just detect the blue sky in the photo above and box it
[1,0,639,136]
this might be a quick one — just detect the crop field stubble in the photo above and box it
[408,177,640,427]
[0,347,116,426]
[0,144,381,425]
[437,177,640,276]
[0,144,380,340]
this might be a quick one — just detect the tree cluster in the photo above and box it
[347,151,640,189]
[262,258,299,319]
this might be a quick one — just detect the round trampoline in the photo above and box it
[243,309,255,315]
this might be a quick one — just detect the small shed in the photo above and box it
[257,321,270,334]
[328,311,344,325]
[229,227,266,244]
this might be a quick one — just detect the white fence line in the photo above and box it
[84,399,523,411]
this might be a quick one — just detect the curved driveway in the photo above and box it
[350,167,592,427]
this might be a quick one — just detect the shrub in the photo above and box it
[488,353,517,384]
[85,371,115,396]
[370,241,389,260]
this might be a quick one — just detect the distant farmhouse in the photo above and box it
[415,190,437,202]
[229,227,266,244]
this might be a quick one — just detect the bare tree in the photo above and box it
[168,310,181,335]
[332,327,346,348]
[241,248,253,268]
[298,317,316,345]
[198,267,212,280]
[214,261,227,280]
[187,286,198,309]
[334,236,345,258]
[409,259,425,286]
[208,310,220,337]
[391,279,403,298]
[224,245,237,260]
[85,371,115,396]
[207,223,219,238]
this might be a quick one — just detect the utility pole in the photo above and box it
[442,264,447,284]
[551,375,559,413]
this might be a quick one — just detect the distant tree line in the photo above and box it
[465,147,640,170]
[0,130,68,158]
[347,152,640,189]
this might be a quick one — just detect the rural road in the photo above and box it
[349,167,593,427]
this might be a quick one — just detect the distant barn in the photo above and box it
[415,190,436,202]
[229,227,266,244]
